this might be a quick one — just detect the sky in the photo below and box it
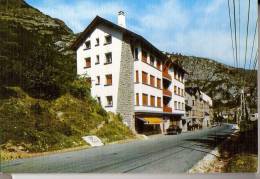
[25,0,258,68]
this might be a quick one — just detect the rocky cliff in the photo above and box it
[170,54,257,112]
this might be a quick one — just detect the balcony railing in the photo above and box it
[163,70,172,81]
[163,105,172,113]
[163,88,172,97]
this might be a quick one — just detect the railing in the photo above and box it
[163,88,172,97]
[162,70,172,81]
[163,105,172,113]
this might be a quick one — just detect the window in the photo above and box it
[178,102,181,110]
[192,100,195,106]
[150,56,155,66]
[178,87,180,96]
[105,52,112,64]
[85,41,91,49]
[104,35,112,44]
[96,76,100,85]
[157,97,161,107]
[105,74,112,86]
[135,70,139,83]
[142,93,148,106]
[174,70,177,79]
[142,71,148,84]
[134,48,139,60]
[97,97,101,104]
[150,75,155,87]
[174,101,177,109]
[95,38,99,46]
[85,57,91,68]
[136,93,139,106]
[106,96,113,107]
[150,96,155,107]
[142,50,147,63]
[157,60,161,70]
[182,103,184,110]
[174,86,177,94]
[95,55,100,64]
[157,78,161,89]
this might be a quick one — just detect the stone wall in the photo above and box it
[116,36,135,132]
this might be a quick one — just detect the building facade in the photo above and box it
[72,12,186,134]
[182,87,213,132]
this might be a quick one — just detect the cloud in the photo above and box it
[27,0,258,68]
[34,0,127,32]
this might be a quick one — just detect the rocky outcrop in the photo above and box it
[170,54,257,112]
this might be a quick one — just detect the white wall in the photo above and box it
[170,68,185,115]
[134,45,163,113]
[76,24,123,112]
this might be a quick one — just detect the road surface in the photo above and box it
[1,124,234,173]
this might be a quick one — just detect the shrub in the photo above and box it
[68,78,91,99]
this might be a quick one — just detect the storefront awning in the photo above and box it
[142,117,162,124]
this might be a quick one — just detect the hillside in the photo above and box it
[0,0,77,99]
[170,54,257,112]
[0,0,134,159]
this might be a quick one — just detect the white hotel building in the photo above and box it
[72,12,187,134]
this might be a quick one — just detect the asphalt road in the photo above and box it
[1,124,234,173]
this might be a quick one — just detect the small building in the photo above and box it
[182,87,213,131]
[72,12,187,134]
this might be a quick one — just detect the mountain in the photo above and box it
[169,53,257,113]
[0,0,77,99]
[0,0,135,156]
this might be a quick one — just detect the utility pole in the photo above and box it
[240,88,245,124]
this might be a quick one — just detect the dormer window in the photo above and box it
[85,41,91,50]
[95,38,99,46]
[104,52,112,64]
[104,35,112,45]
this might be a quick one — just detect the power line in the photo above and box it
[233,0,238,68]
[238,0,241,68]
[252,51,258,70]
[248,19,258,69]
[243,0,251,70]
[228,0,236,67]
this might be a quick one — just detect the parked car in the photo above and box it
[166,125,182,135]
[231,124,239,130]
[250,113,258,121]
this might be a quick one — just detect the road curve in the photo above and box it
[1,124,234,173]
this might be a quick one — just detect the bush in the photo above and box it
[68,78,91,99]
[96,113,134,143]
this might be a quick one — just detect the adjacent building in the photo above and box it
[182,87,213,132]
[72,12,187,134]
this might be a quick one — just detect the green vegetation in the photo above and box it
[226,154,257,173]
[219,122,258,173]
[0,0,135,160]
[0,86,134,159]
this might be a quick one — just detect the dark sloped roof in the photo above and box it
[71,15,186,73]
[185,87,201,96]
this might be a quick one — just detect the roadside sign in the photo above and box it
[82,136,104,147]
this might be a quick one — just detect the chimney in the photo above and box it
[118,11,126,28]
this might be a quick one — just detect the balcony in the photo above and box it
[163,88,172,97]
[163,70,172,81]
[163,105,172,113]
